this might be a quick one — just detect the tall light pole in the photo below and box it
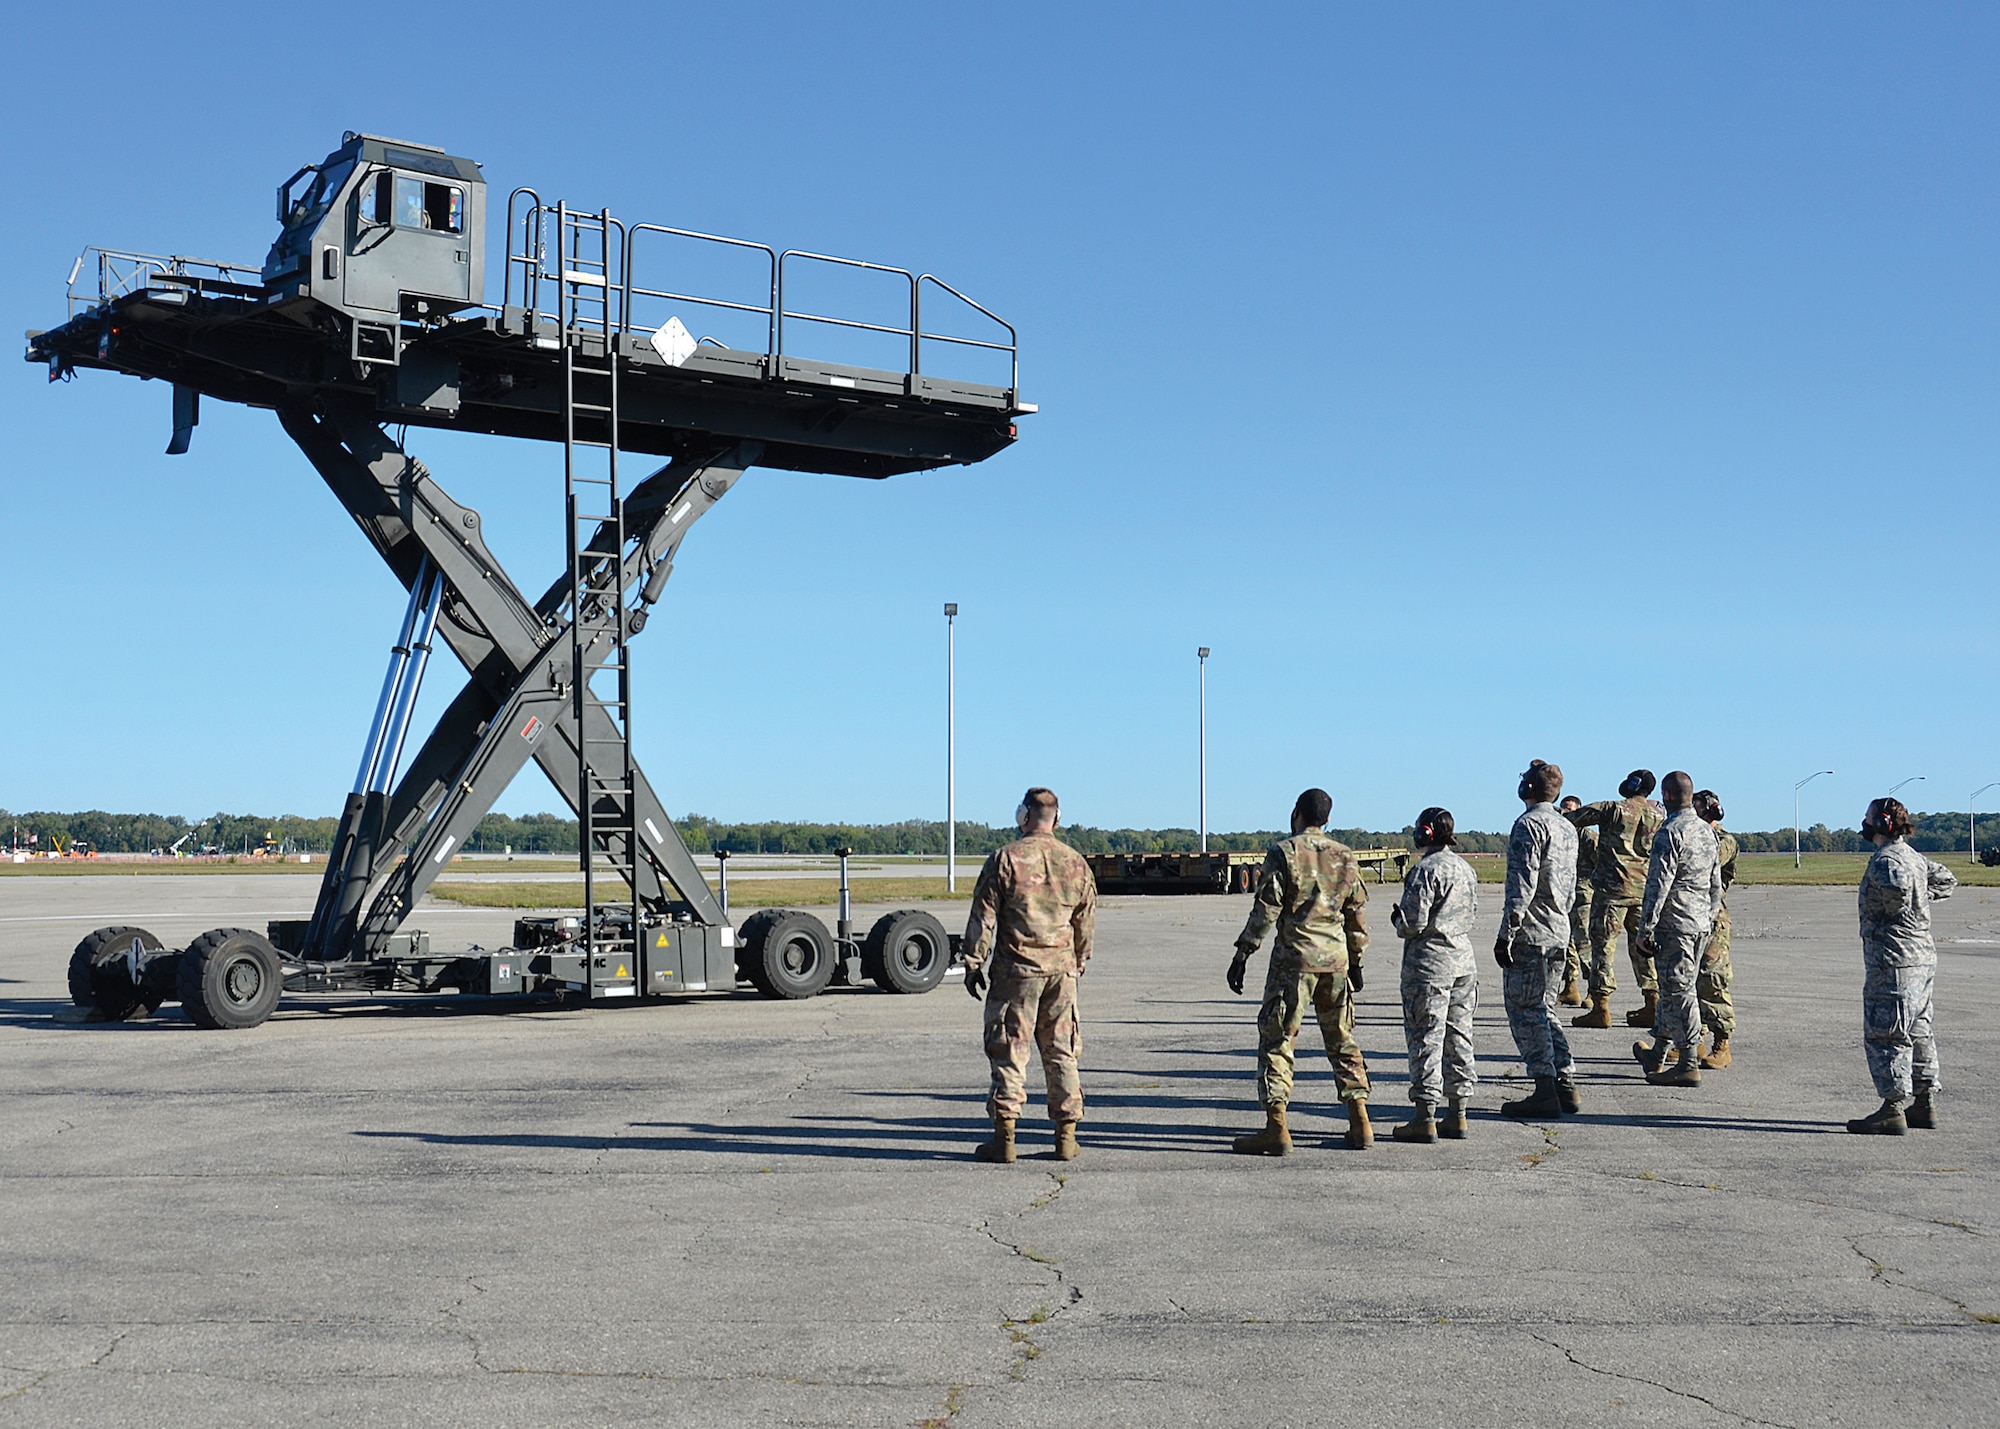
[945,603,958,893]
[1972,782,1998,861]
[1197,646,1211,854]
[1794,769,1834,868]
[1888,776,1925,797]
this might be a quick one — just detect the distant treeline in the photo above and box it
[7,808,1995,858]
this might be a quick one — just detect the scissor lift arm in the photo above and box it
[280,403,744,965]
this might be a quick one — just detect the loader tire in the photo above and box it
[179,928,283,1030]
[742,910,834,1000]
[733,909,784,984]
[863,909,950,994]
[68,926,164,1020]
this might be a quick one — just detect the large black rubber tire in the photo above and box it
[68,926,165,1020]
[733,909,784,985]
[178,928,283,1030]
[863,909,951,994]
[742,910,835,1000]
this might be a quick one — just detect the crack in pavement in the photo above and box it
[952,1169,1086,1409]
[1849,1230,1994,1323]
[1531,1331,1799,1427]
[1518,1123,1561,1170]
[1565,1166,1993,1236]
[0,1330,126,1406]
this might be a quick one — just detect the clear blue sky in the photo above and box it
[4,4,1993,836]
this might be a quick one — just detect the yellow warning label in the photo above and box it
[615,963,629,978]
[656,933,669,947]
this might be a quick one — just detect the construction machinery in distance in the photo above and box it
[29,131,1027,1029]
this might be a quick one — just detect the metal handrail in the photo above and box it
[550,205,625,332]
[624,223,777,360]
[502,186,545,317]
[777,249,918,373]
[66,247,262,317]
[503,198,1018,396]
[917,273,1018,395]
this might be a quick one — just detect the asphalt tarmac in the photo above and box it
[2,874,1995,1426]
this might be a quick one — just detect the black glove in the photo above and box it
[1493,933,1515,969]
[964,964,987,1000]
[1349,963,1364,993]
[1389,904,1406,934]
[1226,948,1251,996]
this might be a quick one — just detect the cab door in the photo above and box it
[344,169,472,317]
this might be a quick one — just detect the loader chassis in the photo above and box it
[29,131,1022,1028]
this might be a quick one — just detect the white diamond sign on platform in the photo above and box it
[649,315,697,367]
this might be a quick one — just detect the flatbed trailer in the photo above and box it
[30,132,1023,1028]
[1086,848,1412,895]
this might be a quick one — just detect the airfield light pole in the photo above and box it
[1888,776,1925,797]
[1794,769,1834,868]
[1198,647,1211,854]
[1972,783,1998,861]
[945,603,958,894]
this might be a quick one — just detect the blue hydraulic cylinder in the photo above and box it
[370,569,446,795]
[353,559,432,795]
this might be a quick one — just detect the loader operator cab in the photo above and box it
[262,131,486,362]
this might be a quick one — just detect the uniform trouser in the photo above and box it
[1698,905,1734,1037]
[983,966,1083,1123]
[1257,961,1369,1109]
[1566,890,1590,989]
[1502,943,1573,1080]
[1589,890,1649,996]
[1647,927,1706,1053]
[1862,957,1941,1103]
[1401,965,1478,1107]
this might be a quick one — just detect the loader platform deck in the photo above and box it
[28,269,1022,479]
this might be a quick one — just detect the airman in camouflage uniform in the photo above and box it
[1564,770,1667,1029]
[1498,761,1582,1119]
[1693,791,1737,1069]
[1227,788,1372,1155]
[962,787,1097,1164]
[1558,796,1596,1006]
[1847,797,1957,1135]
[1389,807,1480,1142]
[1633,772,1722,1087]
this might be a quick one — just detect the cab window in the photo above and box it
[392,175,464,233]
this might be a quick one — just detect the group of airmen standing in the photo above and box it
[956,772,1955,1161]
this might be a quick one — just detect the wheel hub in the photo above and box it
[223,957,263,1004]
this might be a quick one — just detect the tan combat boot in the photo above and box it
[1053,1121,1080,1161]
[1846,1100,1907,1134]
[1572,992,1612,1029]
[1392,1104,1437,1143]
[1698,1031,1732,1070]
[1345,1100,1374,1150]
[1633,1037,1672,1076]
[1233,1106,1291,1156]
[1439,1099,1469,1139]
[1559,975,1584,1007]
[1905,1091,1937,1129]
[1624,990,1659,1028]
[974,1116,1017,1164]
[1646,1047,1701,1087]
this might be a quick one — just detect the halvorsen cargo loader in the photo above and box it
[28,132,1026,1028]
